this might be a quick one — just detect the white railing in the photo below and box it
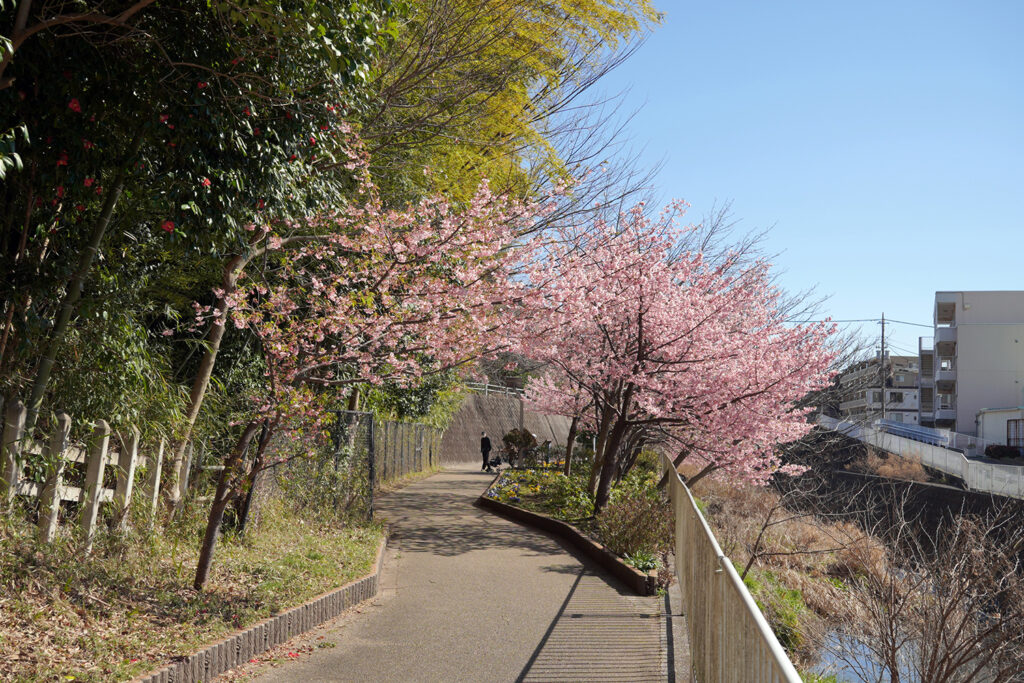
[817,415,1024,500]
[661,454,801,683]
[464,381,523,397]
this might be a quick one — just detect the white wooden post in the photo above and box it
[80,419,111,553]
[178,440,194,502]
[1,399,26,505]
[113,425,140,529]
[38,413,72,543]
[144,438,165,518]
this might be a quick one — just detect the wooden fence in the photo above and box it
[0,398,189,551]
[661,453,802,682]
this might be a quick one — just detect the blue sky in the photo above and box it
[599,0,1023,356]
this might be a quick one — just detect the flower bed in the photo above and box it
[481,464,673,586]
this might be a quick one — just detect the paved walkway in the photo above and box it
[249,463,688,682]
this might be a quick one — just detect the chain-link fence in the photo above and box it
[315,411,442,520]
[178,412,442,525]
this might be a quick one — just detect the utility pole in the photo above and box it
[879,313,886,421]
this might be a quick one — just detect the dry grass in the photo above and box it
[848,449,931,482]
[681,465,887,666]
[0,494,383,682]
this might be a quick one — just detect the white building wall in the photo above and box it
[934,292,1024,435]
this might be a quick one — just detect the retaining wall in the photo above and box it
[440,393,572,463]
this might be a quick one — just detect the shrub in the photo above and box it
[502,428,538,466]
[595,482,673,557]
[985,444,1021,459]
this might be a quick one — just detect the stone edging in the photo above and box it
[476,487,657,595]
[129,536,388,683]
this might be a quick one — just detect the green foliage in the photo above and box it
[800,673,839,683]
[364,373,465,429]
[365,0,660,204]
[742,567,810,654]
[624,549,660,572]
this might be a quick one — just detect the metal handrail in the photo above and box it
[464,381,524,397]
[662,454,802,682]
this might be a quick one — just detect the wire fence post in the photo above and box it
[367,413,375,521]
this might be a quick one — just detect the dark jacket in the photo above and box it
[481,436,492,454]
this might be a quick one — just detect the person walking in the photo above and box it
[480,431,492,471]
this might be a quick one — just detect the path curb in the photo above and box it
[128,536,388,683]
[476,492,657,595]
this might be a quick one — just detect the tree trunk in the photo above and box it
[594,411,630,513]
[235,420,271,536]
[193,419,261,591]
[562,416,578,476]
[24,133,143,432]
[587,404,614,497]
[167,253,246,506]
[683,462,719,491]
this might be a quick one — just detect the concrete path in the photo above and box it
[248,463,688,682]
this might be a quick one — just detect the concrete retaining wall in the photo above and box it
[440,393,572,463]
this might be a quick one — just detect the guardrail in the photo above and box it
[818,415,1024,500]
[464,381,524,397]
[661,453,801,682]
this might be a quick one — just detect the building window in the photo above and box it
[1008,419,1024,452]
[889,392,904,404]
[895,374,905,382]
[872,391,882,403]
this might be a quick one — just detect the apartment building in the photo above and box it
[917,291,1024,435]
[838,355,919,423]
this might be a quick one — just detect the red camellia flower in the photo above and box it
[161,220,175,232]
[95,186,103,195]
[253,127,261,136]
[256,199,265,209]
[159,114,169,123]
[75,204,85,211]
[82,139,94,150]
[243,106,251,116]
[56,151,69,166]
[68,98,81,113]
[56,186,65,198]
[197,81,208,89]
[83,177,94,187]
[201,177,211,187]
[309,136,317,145]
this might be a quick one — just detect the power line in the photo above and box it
[786,317,932,327]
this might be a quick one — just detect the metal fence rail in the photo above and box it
[661,454,801,683]
[464,382,523,397]
[817,415,1024,500]
[328,411,442,519]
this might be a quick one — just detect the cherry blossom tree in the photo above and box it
[517,202,836,512]
[193,180,545,589]
[524,371,595,476]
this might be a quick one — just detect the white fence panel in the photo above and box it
[817,415,1024,500]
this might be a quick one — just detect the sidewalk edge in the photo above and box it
[127,535,388,683]
[476,494,657,595]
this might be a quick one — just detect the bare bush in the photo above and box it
[823,494,1024,682]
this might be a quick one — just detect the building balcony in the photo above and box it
[935,293,958,326]
[935,368,956,391]
[934,326,956,355]
[935,407,956,422]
